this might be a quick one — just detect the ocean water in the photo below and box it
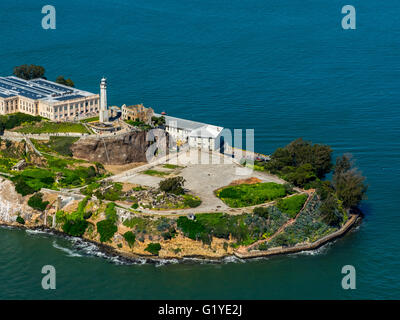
[0,0,399,299]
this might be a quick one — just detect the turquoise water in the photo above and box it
[1,0,399,299]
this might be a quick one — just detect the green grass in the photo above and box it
[14,121,90,134]
[163,164,181,169]
[276,194,308,218]
[32,136,79,156]
[142,169,170,177]
[80,116,99,123]
[216,182,287,208]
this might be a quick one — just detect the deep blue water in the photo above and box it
[0,0,399,299]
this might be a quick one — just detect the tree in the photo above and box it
[320,194,342,226]
[333,154,367,209]
[13,64,45,80]
[265,147,292,172]
[56,75,75,87]
[312,144,333,178]
[266,138,332,179]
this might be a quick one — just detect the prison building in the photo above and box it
[0,76,99,121]
[154,113,224,151]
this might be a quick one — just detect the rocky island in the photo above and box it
[0,71,367,262]
[0,112,367,262]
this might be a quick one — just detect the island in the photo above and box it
[0,72,367,262]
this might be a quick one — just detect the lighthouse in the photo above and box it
[99,77,109,123]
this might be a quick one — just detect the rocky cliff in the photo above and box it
[70,131,151,165]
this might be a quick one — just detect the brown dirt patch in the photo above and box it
[104,162,147,175]
[229,177,262,186]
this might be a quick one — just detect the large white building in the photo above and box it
[0,76,99,121]
[155,113,224,151]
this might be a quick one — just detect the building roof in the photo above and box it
[154,113,223,138]
[0,76,96,103]
[189,124,222,139]
[154,113,208,131]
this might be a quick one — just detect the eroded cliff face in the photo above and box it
[0,178,36,224]
[70,131,151,165]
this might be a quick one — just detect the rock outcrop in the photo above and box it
[0,178,35,224]
[70,131,152,165]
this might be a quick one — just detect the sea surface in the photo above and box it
[0,0,399,299]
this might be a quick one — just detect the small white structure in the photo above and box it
[188,124,223,151]
[155,113,223,151]
[99,77,109,123]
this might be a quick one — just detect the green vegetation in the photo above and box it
[159,176,185,194]
[163,164,181,169]
[261,138,332,187]
[27,193,49,211]
[56,197,91,237]
[96,203,118,243]
[216,182,287,208]
[33,136,79,156]
[80,116,99,123]
[145,242,161,255]
[0,113,42,134]
[143,169,170,177]
[123,231,136,247]
[252,206,269,219]
[183,194,202,208]
[55,75,74,87]
[276,194,308,218]
[259,138,367,211]
[11,169,55,195]
[333,154,368,209]
[125,120,152,131]
[14,121,90,134]
[177,210,291,245]
[259,194,340,249]
[151,116,166,127]
[62,219,88,237]
[16,216,25,225]
[93,183,124,201]
[13,64,45,80]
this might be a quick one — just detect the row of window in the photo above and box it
[53,99,98,113]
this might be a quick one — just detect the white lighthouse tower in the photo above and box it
[99,77,109,123]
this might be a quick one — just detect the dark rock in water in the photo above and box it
[71,131,152,164]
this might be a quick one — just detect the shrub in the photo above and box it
[183,195,201,208]
[131,202,139,209]
[162,228,177,240]
[145,242,161,255]
[159,176,185,195]
[104,202,117,222]
[96,219,118,243]
[16,216,25,225]
[62,219,88,237]
[177,216,206,241]
[253,206,269,219]
[123,231,136,247]
[27,193,49,211]
[276,194,308,218]
[13,177,36,196]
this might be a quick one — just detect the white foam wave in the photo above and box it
[52,240,83,257]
